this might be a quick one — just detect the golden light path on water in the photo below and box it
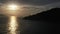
[8,16,19,34]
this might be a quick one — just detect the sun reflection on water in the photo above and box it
[8,16,18,34]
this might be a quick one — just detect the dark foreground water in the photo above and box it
[0,16,60,34]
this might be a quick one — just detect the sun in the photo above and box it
[7,4,19,10]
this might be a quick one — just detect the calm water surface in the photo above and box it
[0,16,58,34]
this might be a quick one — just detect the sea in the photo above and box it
[0,16,59,34]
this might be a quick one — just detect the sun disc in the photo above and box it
[7,4,18,10]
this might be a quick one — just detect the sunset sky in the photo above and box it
[0,0,60,17]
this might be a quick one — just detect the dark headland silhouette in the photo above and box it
[23,8,60,23]
[21,8,60,33]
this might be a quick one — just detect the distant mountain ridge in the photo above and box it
[23,8,60,22]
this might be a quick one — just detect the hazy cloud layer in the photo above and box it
[18,2,60,17]
[0,0,60,5]
[0,0,60,17]
[18,0,60,5]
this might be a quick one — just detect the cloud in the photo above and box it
[17,2,60,17]
[0,0,60,17]
[18,0,60,5]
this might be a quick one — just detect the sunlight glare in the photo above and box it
[8,16,18,34]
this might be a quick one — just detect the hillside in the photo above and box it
[23,8,60,22]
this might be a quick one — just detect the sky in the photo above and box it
[0,0,60,17]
